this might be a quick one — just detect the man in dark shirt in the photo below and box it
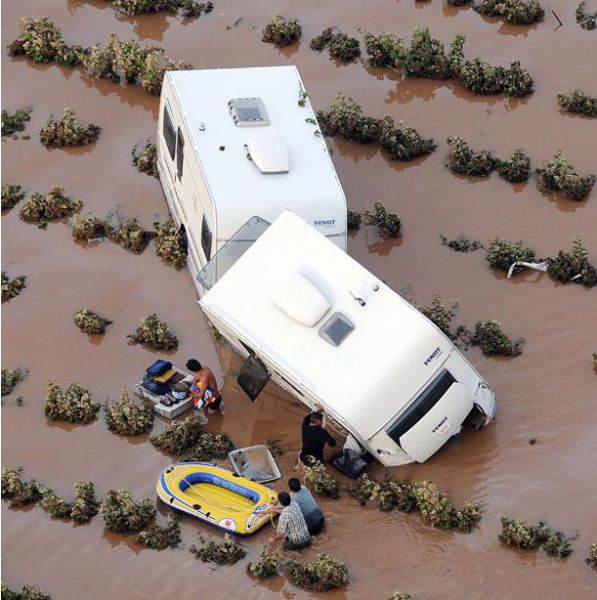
[299,404,336,465]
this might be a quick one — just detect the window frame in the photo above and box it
[201,215,213,261]
[176,127,184,179]
[162,104,176,160]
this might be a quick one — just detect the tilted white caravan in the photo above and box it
[157,65,347,293]
[200,211,496,467]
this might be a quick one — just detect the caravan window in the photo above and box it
[162,106,176,160]
[176,128,184,179]
[201,215,212,260]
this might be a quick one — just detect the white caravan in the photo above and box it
[157,65,347,293]
[200,211,497,467]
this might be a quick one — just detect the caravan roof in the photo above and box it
[200,211,454,440]
[166,66,346,242]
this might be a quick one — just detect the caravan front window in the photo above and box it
[201,215,212,260]
[163,106,176,160]
[176,128,184,179]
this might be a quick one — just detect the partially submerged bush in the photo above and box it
[265,437,284,458]
[440,234,482,253]
[416,296,459,338]
[74,308,112,334]
[586,543,597,568]
[1,583,52,600]
[364,202,401,237]
[286,553,349,591]
[347,210,362,230]
[497,149,531,183]
[386,594,413,600]
[362,31,404,68]
[72,215,112,241]
[486,238,536,271]
[247,545,280,578]
[178,431,235,462]
[19,186,82,228]
[2,184,26,210]
[132,141,158,177]
[317,93,382,143]
[110,218,152,254]
[577,1,597,29]
[402,27,453,79]
[108,0,213,17]
[71,481,99,523]
[105,389,154,436]
[39,108,100,148]
[299,459,340,499]
[2,107,32,137]
[543,530,574,558]
[127,313,179,351]
[44,381,100,424]
[1,468,43,508]
[153,219,187,269]
[446,136,497,176]
[1,272,27,303]
[150,415,204,454]
[40,488,72,519]
[547,235,596,287]
[100,489,156,534]
[474,0,545,24]
[309,27,335,51]
[347,473,381,506]
[380,116,436,161]
[471,320,524,357]
[262,16,302,47]
[499,517,573,557]
[2,368,27,396]
[190,534,246,564]
[138,513,181,550]
[557,89,597,118]
[535,151,595,201]
[310,28,361,62]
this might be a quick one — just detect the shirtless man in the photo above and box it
[186,358,222,415]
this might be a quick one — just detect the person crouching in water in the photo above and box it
[267,492,311,551]
[186,359,222,423]
[288,478,325,535]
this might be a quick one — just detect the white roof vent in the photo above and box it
[228,97,269,127]
[272,273,330,326]
[246,132,289,174]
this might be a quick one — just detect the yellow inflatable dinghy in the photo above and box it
[157,462,277,535]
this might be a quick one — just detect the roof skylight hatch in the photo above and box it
[319,312,354,347]
[228,98,269,127]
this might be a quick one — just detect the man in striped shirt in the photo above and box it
[267,492,311,550]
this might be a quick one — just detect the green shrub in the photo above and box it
[2,582,52,600]
[347,210,362,229]
[474,0,545,24]
[40,488,72,519]
[547,235,596,287]
[262,16,302,47]
[100,489,156,534]
[362,31,404,68]
[190,534,246,563]
[586,543,597,568]
[310,29,360,62]
[39,108,100,147]
[1,271,27,303]
[19,186,82,228]
[265,437,284,458]
[72,215,112,241]
[138,513,181,550]
[287,553,349,591]
[127,313,178,350]
[150,415,205,454]
[110,218,152,254]
[1,468,43,508]
[380,116,436,160]
[536,151,595,200]
[309,27,335,51]
[497,149,531,183]
[2,184,26,210]
[557,89,597,117]
[105,389,154,436]
[416,296,459,338]
[177,431,235,462]
[446,136,497,176]
[71,481,99,523]
[499,516,549,549]
[299,459,340,499]
[576,1,597,29]
[364,201,401,237]
[2,368,27,396]
[74,308,112,334]
[440,234,481,253]
[132,141,158,177]
[316,93,382,143]
[385,594,413,600]
[44,381,100,424]
[247,545,280,578]
[486,238,536,271]
[402,27,453,79]
[2,108,32,137]
[471,320,524,356]
[153,219,187,269]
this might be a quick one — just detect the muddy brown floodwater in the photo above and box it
[2,0,597,598]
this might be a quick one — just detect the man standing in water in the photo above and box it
[299,404,336,465]
[186,359,222,420]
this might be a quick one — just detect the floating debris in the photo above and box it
[364,202,401,237]
[150,415,205,454]
[111,218,152,254]
[72,215,112,241]
[1,582,52,600]
[286,552,349,591]
[1,468,43,508]
[132,141,159,177]
[299,459,340,499]
[19,186,82,228]
[39,108,100,148]
[310,28,360,62]
[486,238,536,272]
[262,16,302,47]
[347,210,362,230]
[586,543,597,568]
[1,368,27,396]
[380,116,436,161]
[547,235,596,287]
[71,481,99,524]
[44,381,100,424]
[1,272,27,303]
[190,534,246,564]
[440,234,482,253]
[446,136,497,177]
[127,313,179,351]
[557,89,597,118]
[265,437,284,458]
[471,320,524,357]
[40,488,72,519]
[74,308,112,335]
[316,93,382,143]
[576,1,597,29]
[474,0,545,25]
[536,151,595,200]
[497,149,532,183]
[178,431,235,462]
[153,219,188,269]
[105,389,154,436]
[1,184,26,211]
[1,107,32,137]
[100,489,156,534]
[247,545,280,578]
[138,513,181,550]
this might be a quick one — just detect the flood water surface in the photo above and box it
[2,1,597,598]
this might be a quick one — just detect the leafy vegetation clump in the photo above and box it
[153,219,188,269]
[2,108,32,137]
[535,151,595,201]
[40,488,72,519]
[177,431,235,462]
[105,389,154,436]
[1,582,52,600]
[44,381,100,424]
[1,468,43,508]
[416,296,459,338]
[380,116,436,161]
[474,0,545,24]
[150,415,205,454]
[471,320,524,357]
[127,313,179,351]
[309,27,335,51]
[262,16,302,47]
[385,594,413,600]
[108,0,213,17]
[586,543,597,568]
[2,368,27,396]
[486,238,536,271]
[499,517,573,557]
[132,141,158,177]
[74,308,112,334]
[310,28,360,62]
[110,218,152,254]
[362,32,404,68]
[543,530,574,558]
[138,513,181,550]
[247,545,280,578]
[440,234,482,253]
[347,473,381,506]
[265,437,284,458]
[100,489,156,534]
[557,89,597,118]
[286,553,349,591]
[72,215,112,241]
[497,149,532,183]
[71,481,99,523]
[19,187,82,228]
[316,93,382,143]
[347,210,362,230]
[39,108,100,148]
[364,202,401,237]
[446,136,497,176]
[576,1,597,29]
[1,272,27,303]
[2,184,26,210]
[299,459,340,499]
[547,235,596,287]
[402,27,454,79]
[190,534,246,564]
